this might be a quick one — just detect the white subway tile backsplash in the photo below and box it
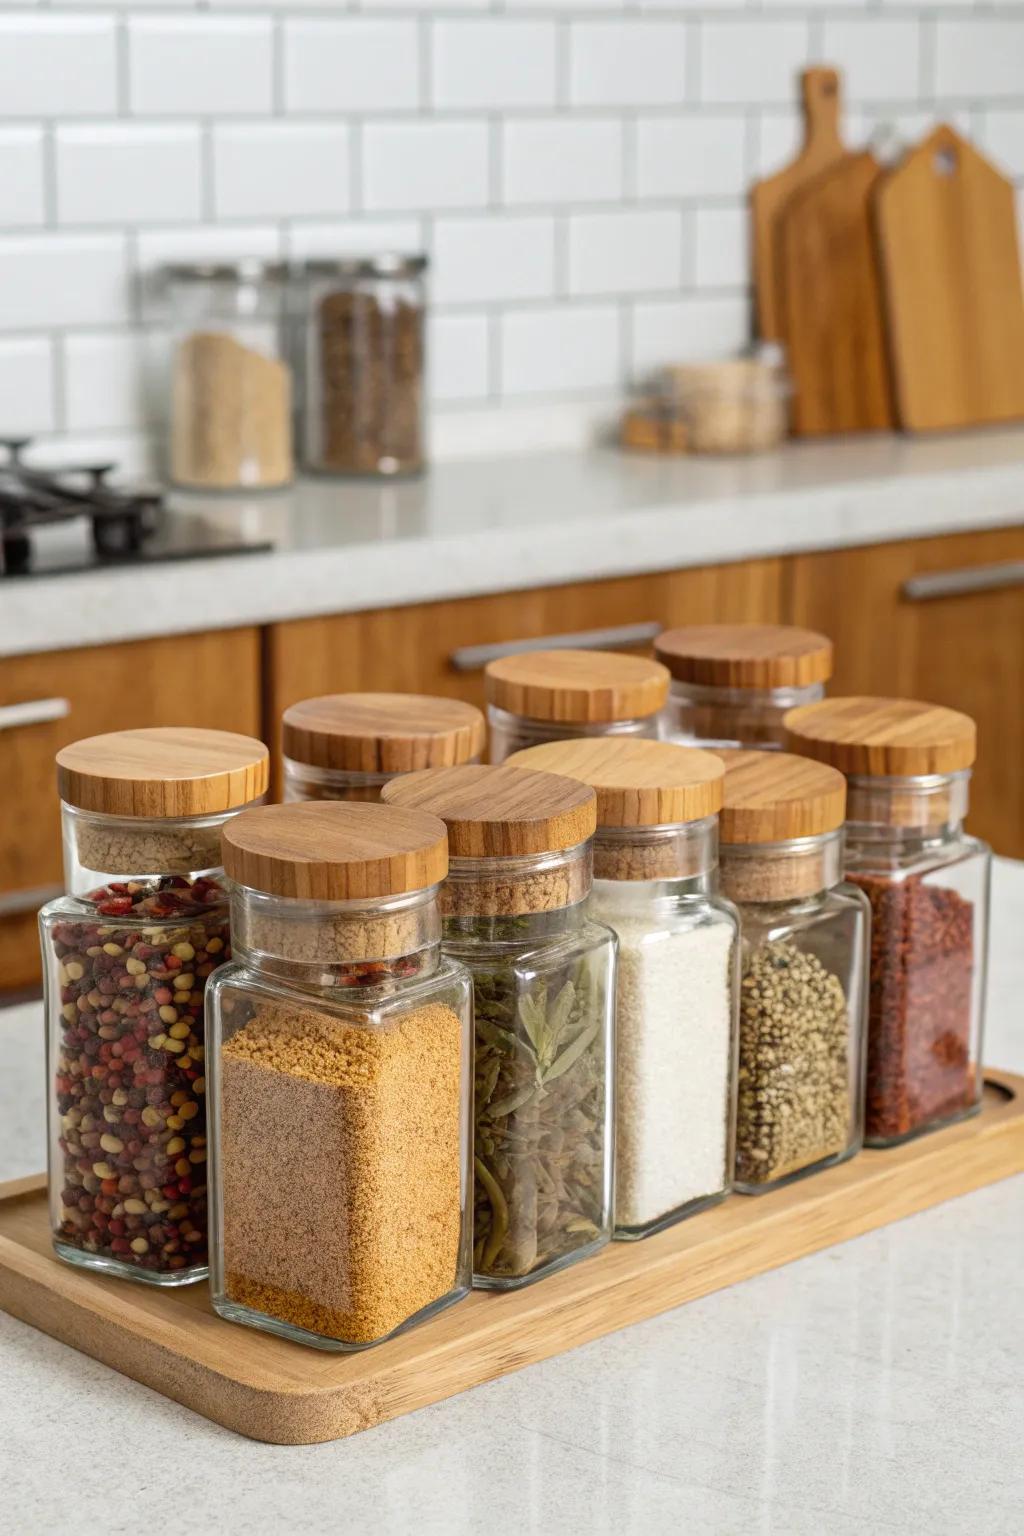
[0,128,45,228]
[363,121,490,212]
[56,125,203,226]
[568,209,684,297]
[630,295,750,377]
[135,224,283,319]
[980,109,1024,178]
[817,20,921,106]
[63,332,150,433]
[570,22,688,109]
[501,305,620,396]
[429,312,490,402]
[935,21,1024,101]
[700,22,810,107]
[636,114,747,200]
[502,118,624,206]
[694,206,748,291]
[0,336,54,434]
[0,234,129,329]
[214,123,351,220]
[433,216,555,305]
[128,16,273,116]
[0,16,117,118]
[433,21,557,112]
[286,219,425,260]
[284,19,420,115]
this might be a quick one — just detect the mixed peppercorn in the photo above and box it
[48,875,228,1279]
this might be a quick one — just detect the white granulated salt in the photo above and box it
[597,912,735,1231]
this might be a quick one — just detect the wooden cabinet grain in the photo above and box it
[786,526,1024,857]
[0,627,261,993]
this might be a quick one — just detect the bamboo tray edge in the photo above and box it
[2,1070,1023,1446]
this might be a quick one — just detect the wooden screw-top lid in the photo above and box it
[281,692,486,774]
[56,728,269,818]
[715,749,847,843]
[221,801,448,899]
[505,737,724,827]
[485,649,669,723]
[381,763,596,856]
[784,696,977,776]
[655,624,833,688]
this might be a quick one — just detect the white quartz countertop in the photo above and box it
[4,427,1024,659]
[2,859,1023,1534]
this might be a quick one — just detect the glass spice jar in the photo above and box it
[282,692,486,804]
[655,624,832,750]
[207,801,473,1351]
[165,260,293,492]
[485,648,670,764]
[381,763,616,1289]
[39,727,269,1285]
[784,696,990,1147]
[716,750,869,1195]
[299,254,427,477]
[506,737,739,1240]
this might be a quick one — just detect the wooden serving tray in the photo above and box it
[3,1071,1023,1446]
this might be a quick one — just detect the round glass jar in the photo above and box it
[39,728,269,1286]
[164,260,293,492]
[785,696,989,1148]
[382,763,616,1289]
[656,624,832,750]
[716,749,869,1195]
[207,801,473,1352]
[507,738,740,1240]
[299,254,427,477]
[282,692,486,804]
[485,648,670,764]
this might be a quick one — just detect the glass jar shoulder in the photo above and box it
[207,954,471,1027]
[845,831,991,881]
[737,883,867,947]
[445,914,615,977]
[589,881,738,946]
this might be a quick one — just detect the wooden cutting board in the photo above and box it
[780,150,895,435]
[875,124,1024,433]
[751,67,847,341]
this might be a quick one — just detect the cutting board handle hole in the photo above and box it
[934,146,958,177]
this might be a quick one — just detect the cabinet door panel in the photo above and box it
[786,527,1024,857]
[0,627,261,995]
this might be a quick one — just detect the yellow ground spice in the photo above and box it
[220,998,464,1345]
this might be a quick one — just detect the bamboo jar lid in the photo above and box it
[783,696,977,776]
[381,763,597,856]
[655,624,833,688]
[281,692,486,773]
[485,649,670,723]
[715,749,846,843]
[505,738,724,826]
[221,801,448,899]
[56,728,269,818]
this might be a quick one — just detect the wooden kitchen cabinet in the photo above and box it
[0,627,261,993]
[263,557,786,791]
[786,525,1024,857]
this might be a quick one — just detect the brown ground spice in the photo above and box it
[242,906,432,965]
[440,858,590,918]
[220,998,463,1345]
[76,821,224,877]
[720,846,832,903]
[592,835,705,882]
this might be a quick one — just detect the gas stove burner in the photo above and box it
[0,437,273,577]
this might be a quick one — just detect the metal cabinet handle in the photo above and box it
[0,882,63,917]
[902,561,1024,601]
[450,622,663,673]
[0,697,71,731]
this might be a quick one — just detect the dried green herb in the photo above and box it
[470,947,608,1281]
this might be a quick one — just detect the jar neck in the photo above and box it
[283,755,482,803]
[230,884,441,991]
[666,678,825,751]
[670,678,826,709]
[719,829,843,905]
[60,802,248,894]
[487,703,658,744]
[439,841,592,931]
[844,772,969,849]
[591,817,717,883]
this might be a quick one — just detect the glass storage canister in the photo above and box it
[716,749,869,1194]
[506,737,739,1240]
[656,623,832,750]
[40,727,270,1285]
[381,763,616,1289]
[300,254,427,477]
[282,691,486,804]
[165,260,293,492]
[784,696,989,1147]
[485,648,670,764]
[207,800,473,1351]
